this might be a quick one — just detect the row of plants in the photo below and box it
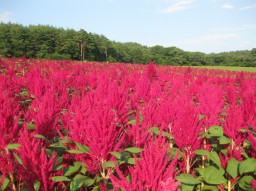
[0,58,255,190]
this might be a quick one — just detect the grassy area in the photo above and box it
[192,66,256,72]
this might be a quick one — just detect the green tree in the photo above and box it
[0,23,254,66]
[0,23,13,57]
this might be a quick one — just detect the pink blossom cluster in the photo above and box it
[0,58,255,190]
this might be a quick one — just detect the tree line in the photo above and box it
[0,23,255,67]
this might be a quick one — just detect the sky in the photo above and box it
[0,0,256,53]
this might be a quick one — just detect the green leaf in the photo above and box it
[220,148,228,155]
[210,151,221,168]
[0,176,10,191]
[51,176,71,182]
[110,152,121,160]
[202,185,219,191]
[243,139,251,148]
[83,177,95,187]
[127,110,135,115]
[59,136,72,144]
[53,164,64,172]
[208,126,223,137]
[67,150,88,154]
[92,185,100,190]
[49,142,67,149]
[218,136,231,144]
[162,131,171,137]
[18,118,24,126]
[128,119,136,125]
[14,153,23,165]
[168,147,183,159]
[46,148,53,156]
[248,125,256,136]
[95,176,103,184]
[204,166,226,185]
[204,133,211,139]
[194,149,210,159]
[238,175,253,190]
[102,161,115,168]
[149,127,159,134]
[74,142,90,153]
[128,116,136,125]
[7,143,20,150]
[148,126,171,137]
[239,158,256,175]
[126,158,135,165]
[26,122,35,130]
[70,174,94,190]
[20,88,28,96]
[239,129,247,133]
[124,147,141,154]
[242,151,250,159]
[120,151,131,160]
[226,158,239,179]
[73,161,86,167]
[176,173,201,185]
[33,180,40,191]
[80,167,87,174]
[64,166,81,176]
[180,183,195,191]
[199,114,205,121]
[196,168,205,177]
[34,134,47,140]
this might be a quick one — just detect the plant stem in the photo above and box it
[231,139,234,150]
[100,160,109,186]
[169,142,173,148]
[201,129,207,191]
[228,180,231,191]
[5,147,16,191]
[201,182,204,191]
[186,153,190,174]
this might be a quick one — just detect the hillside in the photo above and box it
[0,23,255,67]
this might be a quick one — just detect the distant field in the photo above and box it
[192,66,256,72]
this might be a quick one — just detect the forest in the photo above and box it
[0,23,255,67]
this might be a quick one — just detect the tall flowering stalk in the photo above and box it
[17,128,58,191]
[223,104,244,145]
[170,94,201,174]
[110,137,180,191]
[248,131,256,158]
[25,84,69,140]
[196,84,224,129]
[0,89,21,190]
[146,61,157,82]
[127,111,150,148]
[0,90,20,149]
[240,87,256,128]
[66,79,130,183]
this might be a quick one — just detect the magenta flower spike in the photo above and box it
[110,137,180,191]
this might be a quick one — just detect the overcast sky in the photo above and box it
[0,0,256,53]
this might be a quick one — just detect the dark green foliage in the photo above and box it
[0,22,255,66]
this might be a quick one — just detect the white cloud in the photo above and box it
[240,3,256,10]
[0,11,13,23]
[212,24,256,31]
[160,0,195,14]
[243,24,256,30]
[181,34,240,45]
[221,3,234,9]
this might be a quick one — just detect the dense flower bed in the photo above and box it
[0,58,255,191]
